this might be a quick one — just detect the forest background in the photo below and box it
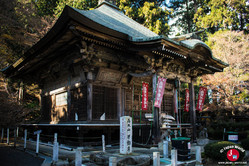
[0,0,248,126]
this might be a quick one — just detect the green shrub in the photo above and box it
[207,128,223,140]
[210,122,249,131]
[241,138,249,150]
[204,141,245,161]
[239,131,248,140]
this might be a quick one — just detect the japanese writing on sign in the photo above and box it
[142,82,149,110]
[154,77,167,108]
[184,89,190,112]
[196,86,207,111]
[120,116,132,154]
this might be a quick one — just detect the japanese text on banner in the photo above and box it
[154,77,167,108]
[196,86,207,111]
[142,82,149,110]
[184,89,190,112]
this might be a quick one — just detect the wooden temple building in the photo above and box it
[2,0,228,145]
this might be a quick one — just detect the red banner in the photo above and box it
[196,86,207,111]
[184,89,190,112]
[142,82,149,110]
[154,77,167,108]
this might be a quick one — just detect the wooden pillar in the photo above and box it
[189,78,197,142]
[117,87,122,119]
[152,74,160,144]
[1,128,4,143]
[87,72,93,121]
[67,88,71,121]
[18,81,24,102]
[121,89,125,117]
[14,128,16,148]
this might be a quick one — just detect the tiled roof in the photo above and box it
[72,2,158,40]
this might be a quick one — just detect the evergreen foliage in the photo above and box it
[118,0,171,35]
[194,0,249,33]
[166,0,200,33]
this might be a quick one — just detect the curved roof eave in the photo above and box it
[179,39,229,67]
[132,36,229,68]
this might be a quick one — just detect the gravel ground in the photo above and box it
[0,144,44,166]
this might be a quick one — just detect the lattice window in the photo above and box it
[70,86,87,121]
[92,85,117,120]
[125,84,153,123]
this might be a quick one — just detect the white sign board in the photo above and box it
[120,116,132,154]
[228,135,238,141]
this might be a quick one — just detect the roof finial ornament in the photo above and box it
[98,0,117,6]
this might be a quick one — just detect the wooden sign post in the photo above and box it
[120,116,132,154]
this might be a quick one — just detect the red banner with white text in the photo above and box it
[142,82,149,110]
[196,86,207,111]
[184,89,190,112]
[154,77,167,108]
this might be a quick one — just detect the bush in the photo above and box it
[239,131,248,140]
[204,141,245,161]
[241,138,249,150]
[210,122,249,131]
[207,128,223,140]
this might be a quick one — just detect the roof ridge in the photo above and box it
[96,1,120,11]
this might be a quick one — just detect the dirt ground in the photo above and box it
[0,144,44,166]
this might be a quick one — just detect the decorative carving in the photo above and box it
[190,69,201,77]
[80,40,97,64]
[48,62,61,80]
[143,55,165,70]
[177,66,185,75]
[96,68,123,83]
[143,55,155,68]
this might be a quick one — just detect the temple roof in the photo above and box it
[72,2,158,40]
[1,1,228,78]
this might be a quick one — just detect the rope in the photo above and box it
[132,81,134,123]
[140,82,142,129]
[27,132,101,140]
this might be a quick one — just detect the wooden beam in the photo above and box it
[117,87,122,119]
[121,89,125,117]
[189,78,197,142]
[152,74,160,144]
[87,72,93,121]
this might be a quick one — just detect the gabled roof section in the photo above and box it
[72,2,158,40]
